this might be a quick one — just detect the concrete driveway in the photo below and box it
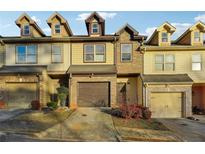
[36,108,119,141]
[158,118,205,142]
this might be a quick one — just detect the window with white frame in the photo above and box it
[23,25,30,35]
[92,23,99,34]
[121,44,132,62]
[192,54,202,71]
[16,45,37,64]
[194,32,200,42]
[161,32,168,42]
[155,54,175,71]
[52,45,62,63]
[54,24,61,34]
[84,44,105,62]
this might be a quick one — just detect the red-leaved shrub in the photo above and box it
[31,100,41,110]
[119,103,152,120]
[0,101,5,109]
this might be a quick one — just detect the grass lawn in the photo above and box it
[0,108,75,133]
[112,116,169,131]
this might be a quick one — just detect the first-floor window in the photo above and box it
[192,54,202,71]
[52,45,62,63]
[16,45,37,64]
[84,44,105,62]
[121,44,132,62]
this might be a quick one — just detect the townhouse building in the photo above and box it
[0,11,204,118]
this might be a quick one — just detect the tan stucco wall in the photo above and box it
[69,74,117,107]
[144,50,205,83]
[71,42,114,65]
[5,43,70,72]
[143,84,192,117]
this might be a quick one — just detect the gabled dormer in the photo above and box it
[174,21,205,46]
[47,12,73,37]
[146,22,176,46]
[85,12,105,36]
[15,13,45,37]
[115,23,146,42]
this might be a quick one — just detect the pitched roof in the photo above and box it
[67,65,116,74]
[0,65,47,74]
[174,21,205,44]
[85,11,105,23]
[146,22,176,44]
[47,12,73,36]
[115,23,139,35]
[141,74,193,83]
[15,13,46,37]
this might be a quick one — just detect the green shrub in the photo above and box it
[47,101,58,110]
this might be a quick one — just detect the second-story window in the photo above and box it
[192,54,202,71]
[23,25,30,35]
[16,45,37,64]
[161,32,168,42]
[194,32,200,42]
[52,45,62,63]
[55,24,61,34]
[84,44,105,62]
[121,44,132,62]
[92,23,99,34]
[155,54,175,71]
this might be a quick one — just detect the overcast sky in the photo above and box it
[0,11,205,40]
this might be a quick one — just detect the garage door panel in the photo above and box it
[78,82,110,107]
[6,83,37,109]
[150,92,182,118]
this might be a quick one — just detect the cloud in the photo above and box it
[145,27,157,38]
[31,16,41,23]
[194,14,205,22]
[76,12,117,21]
[2,24,11,28]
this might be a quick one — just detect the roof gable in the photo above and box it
[15,13,45,37]
[115,23,139,36]
[47,12,73,36]
[85,11,105,23]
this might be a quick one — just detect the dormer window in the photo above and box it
[55,24,61,34]
[161,32,168,42]
[92,23,99,34]
[194,32,200,42]
[23,24,30,35]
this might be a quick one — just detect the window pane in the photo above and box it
[155,55,164,63]
[95,55,104,61]
[162,32,168,42]
[23,25,30,35]
[165,63,174,71]
[85,54,94,61]
[55,24,61,34]
[96,45,105,55]
[52,45,62,62]
[194,32,200,42]
[52,55,62,63]
[17,46,26,63]
[122,53,131,61]
[155,64,163,71]
[92,23,99,33]
[27,55,36,63]
[165,55,174,63]
[27,45,36,55]
[192,54,201,62]
[85,45,94,54]
[192,63,201,71]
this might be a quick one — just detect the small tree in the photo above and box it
[56,86,69,107]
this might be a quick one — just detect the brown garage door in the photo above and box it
[6,83,37,109]
[78,82,110,107]
[150,92,183,118]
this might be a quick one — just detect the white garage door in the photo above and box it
[150,92,183,118]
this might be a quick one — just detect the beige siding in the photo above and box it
[5,43,70,72]
[144,51,205,82]
[71,42,114,65]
